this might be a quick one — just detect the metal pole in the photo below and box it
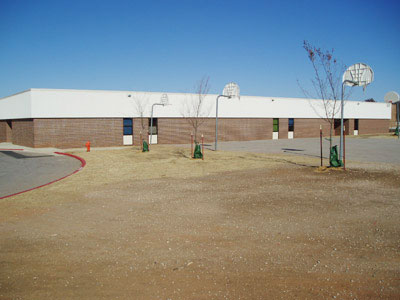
[191,132,194,157]
[320,125,323,167]
[150,103,164,145]
[150,104,155,145]
[397,102,399,140]
[201,134,204,160]
[339,82,345,163]
[343,125,346,171]
[215,95,230,151]
[340,80,357,163]
[215,95,221,151]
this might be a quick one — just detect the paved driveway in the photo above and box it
[206,137,400,164]
[0,150,82,198]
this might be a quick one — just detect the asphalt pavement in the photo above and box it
[205,136,400,164]
[0,149,82,198]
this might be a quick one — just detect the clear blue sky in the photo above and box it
[1,0,399,101]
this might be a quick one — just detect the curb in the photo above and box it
[0,152,86,200]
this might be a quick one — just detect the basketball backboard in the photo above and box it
[342,63,374,90]
[384,91,400,104]
[222,82,240,99]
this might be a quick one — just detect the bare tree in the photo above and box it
[132,92,149,140]
[300,41,350,150]
[181,76,212,143]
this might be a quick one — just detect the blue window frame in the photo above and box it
[123,118,133,135]
[288,118,294,132]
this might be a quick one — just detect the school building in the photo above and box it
[0,88,394,148]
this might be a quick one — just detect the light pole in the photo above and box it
[150,94,169,145]
[215,82,240,151]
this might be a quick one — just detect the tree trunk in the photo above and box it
[194,128,198,144]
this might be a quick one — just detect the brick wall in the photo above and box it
[278,119,289,139]
[158,118,274,144]
[294,119,330,138]
[158,118,203,144]
[0,120,13,143]
[12,119,35,147]
[349,119,355,133]
[1,117,391,148]
[391,103,398,129]
[34,118,123,148]
[295,118,358,138]
[149,117,389,144]
[359,119,390,135]
[0,121,6,142]
[132,118,149,145]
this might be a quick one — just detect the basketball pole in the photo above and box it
[215,83,240,151]
[150,103,167,146]
[340,80,356,163]
[397,102,399,140]
[339,82,346,163]
[215,95,231,151]
[343,125,346,171]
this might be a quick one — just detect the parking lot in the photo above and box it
[207,135,400,164]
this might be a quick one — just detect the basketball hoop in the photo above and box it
[384,91,400,104]
[222,82,240,99]
[215,82,241,151]
[339,63,374,163]
[160,93,169,105]
[342,63,374,92]
[150,94,170,145]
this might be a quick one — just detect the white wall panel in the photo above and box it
[0,88,391,120]
[0,90,32,119]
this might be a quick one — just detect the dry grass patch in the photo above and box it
[1,145,400,299]
[0,145,318,222]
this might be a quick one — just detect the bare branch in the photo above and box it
[181,76,212,142]
[299,41,350,149]
[132,92,149,131]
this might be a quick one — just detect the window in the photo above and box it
[273,118,279,132]
[288,118,294,132]
[354,119,359,130]
[149,118,158,135]
[123,118,133,135]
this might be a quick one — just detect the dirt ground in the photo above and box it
[0,146,399,299]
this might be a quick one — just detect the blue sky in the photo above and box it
[0,0,399,101]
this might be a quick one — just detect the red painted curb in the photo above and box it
[0,152,86,200]
[55,152,86,169]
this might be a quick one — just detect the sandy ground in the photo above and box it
[0,146,399,299]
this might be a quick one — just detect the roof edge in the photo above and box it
[0,89,31,100]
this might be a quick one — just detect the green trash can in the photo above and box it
[193,143,203,159]
[330,145,342,167]
[142,140,149,152]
